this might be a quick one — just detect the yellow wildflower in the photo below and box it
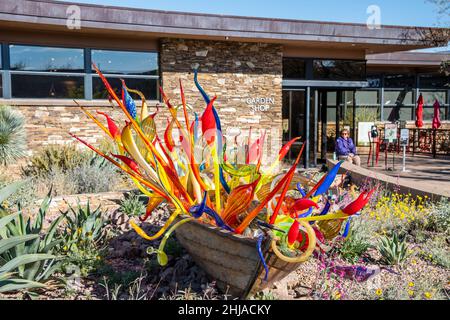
[408,282,414,287]
[375,289,383,296]
[424,292,432,299]
[333,292,341,300]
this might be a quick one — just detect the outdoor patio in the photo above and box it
[324,153,450,199]
[361,154,450,196]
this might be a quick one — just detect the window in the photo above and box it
[91,49,159,100]
[420,90,448,121]
[92,77,157,100]
[383,89,414,121]
[11,74,84,99]
[3,44,160,100]
[91,50,158,75]
[313,59,366,81]
[8,45,85,99]
[283,58,306,79]
[326,91,337,122]
[384,73,415,89]
[419,73,449,89]
[10,45,84,72]
[356,90,379,106]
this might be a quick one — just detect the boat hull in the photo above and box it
[175,218,302,298]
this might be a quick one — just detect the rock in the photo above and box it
[160,267,174,280]
[195,50,208,57]
[246,61,255,68]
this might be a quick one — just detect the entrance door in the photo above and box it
[282,90,306,159]
[317,89,356,161]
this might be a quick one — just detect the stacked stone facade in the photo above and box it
[160,38,284,161]
[16,105,125,153]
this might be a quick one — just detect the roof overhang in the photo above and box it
[283,80,369,88]
[0,0,448,54]
[367,51,450,67]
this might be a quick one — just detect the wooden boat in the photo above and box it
[174,175,318,298]
[175,217,305,299]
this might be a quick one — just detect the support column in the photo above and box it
[305,86,311,169]
[380,74,385,121]
[2,43,11,99]
[313,89,318,166]
[84,48,92,100]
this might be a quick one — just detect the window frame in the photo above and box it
[312,58,367,81]
[1,42,160,101]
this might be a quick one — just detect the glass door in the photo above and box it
[317,89,356,161]
[282,90,306,159]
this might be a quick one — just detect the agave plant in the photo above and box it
[0,184,64,293]
[119,193,146,217]
[0,105,27,166]
[62,201,109,253]
[377,233,408,266]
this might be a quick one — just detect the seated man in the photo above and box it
[335,129,361,166]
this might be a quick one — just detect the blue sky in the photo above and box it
[60,0,448,27]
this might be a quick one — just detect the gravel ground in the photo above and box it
[1,204,448,300]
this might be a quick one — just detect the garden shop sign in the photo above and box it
[246,97,275,112]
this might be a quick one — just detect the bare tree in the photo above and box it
[422,0,450,84]
[426,0,450,24]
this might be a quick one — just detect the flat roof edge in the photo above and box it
[0,0,447,48]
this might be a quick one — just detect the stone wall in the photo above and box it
[160,38,284,161]
[17,105,126,153]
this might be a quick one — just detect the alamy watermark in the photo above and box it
[367,5,382,30]
[66,5,81,30]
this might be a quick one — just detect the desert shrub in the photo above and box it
[363,192,431,235]
[421,235,450,269]
[337,234,371,264]
[28,165,121,198]
[22,144,90,177]
[20,144,122,196]
[0,105,27,166]
[66,161,121,194]
[426,199,450,235]
[375,279,446,300]
[335,217,372,263]
[119,193,146,217]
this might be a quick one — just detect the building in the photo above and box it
[0,0,449,167]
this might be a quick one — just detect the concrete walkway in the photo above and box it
[362,154,450,189]
[327,154,450,200]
